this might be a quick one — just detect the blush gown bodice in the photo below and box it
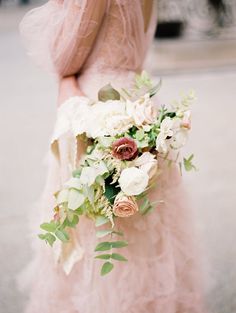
[19,1,206,313]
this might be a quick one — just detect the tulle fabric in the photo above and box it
[19,1,206,312]
[19,0,155,77]
[20,151,205,313]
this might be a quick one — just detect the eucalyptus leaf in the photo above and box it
[95,254,111,260]
[98,84,120,102]
[55,229,69,242]
[83,185,94,204]
[56,189,69,205]
[38,233,56,247]
[101,261,114,276]
[136,129,145,140]
[68,189,85,210]
[149,79,162,97]
[65,177,82,190]
[112,231,124,237]
[72,168,82,178]
[95,216,109,227]
[183,154,196,172]
[97,136,114,148]
[65,214,79,228]
[96,229,113,238]
[111,241,128,249]
[140,198,153,215]
[111,253,128,262]
[40,222,57,233]
[94,241,112,252]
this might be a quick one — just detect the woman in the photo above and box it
[20,1,206,312]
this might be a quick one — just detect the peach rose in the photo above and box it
[113,194,139,217]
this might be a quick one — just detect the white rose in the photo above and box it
[134,152,158,180]
[118,167,149,196]
[126,93,157,127]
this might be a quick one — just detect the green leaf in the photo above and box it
[179,161,183,176]
[97,136,114,148]
[112,231,124,237]
[65,177,82,190]
[136,129,145,140]
[65,214,79,228]
[139,198,153,215]
[98,84,120,102]
[136,138,149,148]
[83,185,94,203]
[149,79,162,97]
[95,216,109,227]
[40,222,57,233]
[101,262,114,276]
[95,254,111,260]
[111,241,128,248]
[55,229,69,242]
[68,189,85,210]
[183,154,196,172]
[72,168,82,178]
[96,229,113,238]
[94,241,112,252]
[111,253,128,262]
[104,178,120,204]
[38,233,56,247]
[55,189,69,205]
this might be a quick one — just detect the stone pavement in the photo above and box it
[0,5,236,313]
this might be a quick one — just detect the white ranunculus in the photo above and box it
[126,93,158,127]
[118,167,149,196]
[134,152,158,180]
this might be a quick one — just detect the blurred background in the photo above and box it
[0,0,236,313]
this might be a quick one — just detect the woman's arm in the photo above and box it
[57,75,84,106]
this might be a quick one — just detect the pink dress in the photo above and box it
[20,1,206,312]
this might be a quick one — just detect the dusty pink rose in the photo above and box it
[113,194,139,217]
[112,137,138,160]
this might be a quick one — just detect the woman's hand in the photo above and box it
[57,75,84,106]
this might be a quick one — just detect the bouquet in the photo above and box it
[39,71,196,276]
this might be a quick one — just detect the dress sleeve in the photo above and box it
[20,0,107,77]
